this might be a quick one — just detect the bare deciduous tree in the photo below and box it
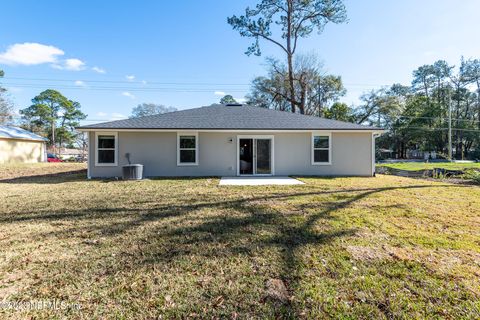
[247,54,346,117]
[0,69,15,125]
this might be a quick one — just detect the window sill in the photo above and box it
[177,163,199,166]
[95,163,118,167]
[312,162,332,166]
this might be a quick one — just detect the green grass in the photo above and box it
[0,164,479,319]
[377,161,480,171]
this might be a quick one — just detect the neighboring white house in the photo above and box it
[0,126,47,163]
[52,147,88,161]
[78,104,384,178]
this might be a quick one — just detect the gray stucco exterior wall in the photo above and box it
[87,131,373,178]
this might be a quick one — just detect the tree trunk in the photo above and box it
[58,116,66,156]
[51,120,55,152]
[49,102,56,152]
[286,0,297,113]
[300,81,307,115]
[287,53,296,113]
[455,90,461,159]
[477,79,480,130]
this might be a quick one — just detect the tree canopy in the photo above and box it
[246,53,480,160]
[130,103,177,118]
[20,89,86,148]
[356,58,480,160]
[219,95,238,104]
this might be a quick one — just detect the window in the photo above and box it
[312,133,331,165]
[95,132,117,166]
[177,133,198,165]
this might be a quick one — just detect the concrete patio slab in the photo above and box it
[219,176,305,186]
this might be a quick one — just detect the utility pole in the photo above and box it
[52,119,56,155]
[448,94,452,161]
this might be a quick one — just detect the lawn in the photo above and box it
[0,164,479,319]
[0,163,86,181]
[377,161,480,171]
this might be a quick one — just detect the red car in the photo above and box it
[47,153,63,162]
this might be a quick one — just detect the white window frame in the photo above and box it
[177,132,198,166]
[311,132,332,165]
[95,131,118,167]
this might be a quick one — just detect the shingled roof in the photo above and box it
[78,104,381,131]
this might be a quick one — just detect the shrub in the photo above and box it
[462,169,480,184]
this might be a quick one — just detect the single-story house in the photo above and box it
[0,126,48,163]
[77,104,383,178]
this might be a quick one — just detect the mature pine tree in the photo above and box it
[20,89,86,148]
[228,0,347,114]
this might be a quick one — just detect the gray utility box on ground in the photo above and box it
[122,164,144,180]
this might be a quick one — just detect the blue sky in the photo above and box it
[1,0,479,125]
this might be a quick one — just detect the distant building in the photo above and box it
[407,149,437,160]
[0,126,47,163]
[50,147,88,161]
[378,148,396,159]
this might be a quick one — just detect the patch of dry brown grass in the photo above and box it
[0,166,479,318]
[0,163,86,180]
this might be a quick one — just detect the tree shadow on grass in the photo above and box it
[0,169,87,184]
[2,184,467,225]
[2,182,471,317]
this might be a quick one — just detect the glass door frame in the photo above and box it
[236,135,275,176]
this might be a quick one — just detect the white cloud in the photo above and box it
[234,97,247,103]
[7,86,23,93]
[0,42,95,73]
[52,58,85,71]
[96,112,108,117]
[121,91,135,99]
[110,113,127,120]
[0,42,64,65]
[141,80,147,85]
[214,91,226,96]
[74,80,86,87]
[92,66,106,74]
[125,75,135,81]
[64,58,85,70]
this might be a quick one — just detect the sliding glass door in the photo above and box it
[238,137,273,175]
[255,139,271,175]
